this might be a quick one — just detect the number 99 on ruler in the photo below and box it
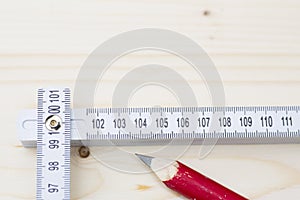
[36,88,71,200]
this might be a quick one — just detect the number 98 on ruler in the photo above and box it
[17,88,300,199]
[36,88,71,200]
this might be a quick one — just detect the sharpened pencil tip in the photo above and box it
[135,153,154,167]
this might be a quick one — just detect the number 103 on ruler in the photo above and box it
[17,88,300,200]
[82,106,300,144]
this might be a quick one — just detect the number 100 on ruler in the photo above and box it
[36,88,71,200]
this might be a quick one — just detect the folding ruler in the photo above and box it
[18,88,300,199]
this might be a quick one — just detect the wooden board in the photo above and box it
[1,0,300,199]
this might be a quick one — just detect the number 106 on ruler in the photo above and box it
[82,106,300,144]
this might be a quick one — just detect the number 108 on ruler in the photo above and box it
[82,106,300,143]
[17,88,300,200]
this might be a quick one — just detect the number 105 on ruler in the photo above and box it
[86,107,298,131]
[83,106,300,143]
[19,106,300,148]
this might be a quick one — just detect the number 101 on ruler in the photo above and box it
[36,88,71,200]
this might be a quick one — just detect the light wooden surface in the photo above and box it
[1,0,300,199]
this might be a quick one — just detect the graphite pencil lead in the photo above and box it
[135,153,154,167]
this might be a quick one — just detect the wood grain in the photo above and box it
[1,0,300,199]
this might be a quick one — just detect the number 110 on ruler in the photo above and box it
[36,88,71,200]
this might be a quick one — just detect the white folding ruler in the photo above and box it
[18,89,300,200]
[19,104,300,148]
[35,88,71,200]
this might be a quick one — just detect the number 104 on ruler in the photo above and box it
[19,105,300,147]
[16,88,300,200]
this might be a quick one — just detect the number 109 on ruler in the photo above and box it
[81,106,300,144]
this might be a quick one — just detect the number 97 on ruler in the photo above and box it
[36,88,71,200]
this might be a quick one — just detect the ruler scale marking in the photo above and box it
[19,105,300,148]
[36,88,71,200]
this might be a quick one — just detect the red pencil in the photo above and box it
[135,154,248,200]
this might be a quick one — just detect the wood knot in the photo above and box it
[203,10,210,16]
[79,146,90,158]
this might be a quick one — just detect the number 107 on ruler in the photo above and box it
[82,106,300,144]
